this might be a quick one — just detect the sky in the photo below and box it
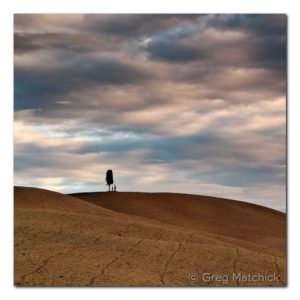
[14,14,286,211]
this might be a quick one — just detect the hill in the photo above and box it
[15,187,286,286]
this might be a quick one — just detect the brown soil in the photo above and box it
[14,187,286,286]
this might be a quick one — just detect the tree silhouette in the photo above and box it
[106,170,114,192]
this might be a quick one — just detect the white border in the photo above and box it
[1,0,299,299]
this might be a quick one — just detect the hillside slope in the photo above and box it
[15,187,286,286]
[72,192,286,256]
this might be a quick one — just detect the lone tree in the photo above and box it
[106,169,114,192]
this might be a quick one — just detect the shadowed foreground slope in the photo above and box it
[15,187,286,286]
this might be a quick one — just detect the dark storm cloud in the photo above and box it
[14,69,72,111]
[140,21,205,62]
[208,14,286,36]
[84,14,201,36]
[144,37,206,62]
[207,14,287,73]
[14,14,287,111]
[14,55,150,111]
[14,33,46,54]
[253,35,286,72]
[143,14,286,72]
[14,33,93,54]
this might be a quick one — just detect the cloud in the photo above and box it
[14,54,151,111]
[140,22,207,62]
[207,14,286,36]
[14,14,287,211]
[14,33,46,54]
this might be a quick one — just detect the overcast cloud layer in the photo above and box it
[14,14,287,211]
